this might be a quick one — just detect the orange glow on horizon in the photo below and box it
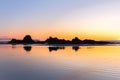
[8,31,118,41]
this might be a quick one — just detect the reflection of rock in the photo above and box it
[23,46,32,52]
[12,44,16,48]
[48,46,65,52]
[87,47,93,49]
[72,46,79,52]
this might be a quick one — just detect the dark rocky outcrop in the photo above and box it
[45,37,110,45]
[45,37,71,44]
[8,38,22,44]
[83,39,96,44]
[8,35,111,45]
[72,37,82,44]
[8,35,34,44]
[23,35,34,44]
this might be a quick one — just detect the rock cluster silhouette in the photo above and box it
[8,35,110,45]
[8,35,34,44]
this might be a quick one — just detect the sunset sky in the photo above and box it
[0,0,120,40]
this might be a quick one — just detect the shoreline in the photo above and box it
[0,43,120,47]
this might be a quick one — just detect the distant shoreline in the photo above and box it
[0,41,119,46]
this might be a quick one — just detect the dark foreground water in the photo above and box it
[0,44,120,80]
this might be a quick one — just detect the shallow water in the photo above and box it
[0,44,120,80]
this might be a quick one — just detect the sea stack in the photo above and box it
[23,35,34,43]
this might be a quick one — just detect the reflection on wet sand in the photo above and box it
[10,45,94,52]
[11,44,32,52]
[1,45,120,80]
[72,46,80,52]
[23,46,32,52]
[11,44,16,49]
[48,46,80,52]
[48,46,65,52]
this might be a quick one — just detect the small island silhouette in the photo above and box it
[8,35,34,44]
[8,35,111,45]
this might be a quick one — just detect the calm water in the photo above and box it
[0,44,120,80]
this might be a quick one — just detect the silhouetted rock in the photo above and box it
[45,36,111,45]
[8,35,34,44]
[83,39,96,44]
[45,37,59,44]
[23,35,34,44]
[9,39,17,43]
[72,37,82,44]
[45,37,71,44]
[8,35,111,45]
[8,38,22,44]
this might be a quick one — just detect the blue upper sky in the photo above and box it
[0,0,120,40]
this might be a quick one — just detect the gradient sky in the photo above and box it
[0,0,120,40]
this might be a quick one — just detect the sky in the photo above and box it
[0,0,120,40]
